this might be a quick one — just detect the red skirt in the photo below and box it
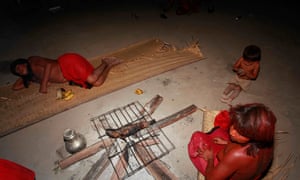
[58,53,94,88]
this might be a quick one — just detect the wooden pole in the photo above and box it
[82,151,110,180]
[134,143,178,180]
[154,104,198,129]
[57,138,114,169]
[137,104,198,136]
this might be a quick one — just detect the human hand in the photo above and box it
[197,144,214,161]
[213,137,228,145]
[237,68,245,75]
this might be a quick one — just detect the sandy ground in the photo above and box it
[0,0,299,179]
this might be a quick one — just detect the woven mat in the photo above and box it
[0,39,204,137]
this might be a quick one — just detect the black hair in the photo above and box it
[10,58,33,88]
[243,45,261,61]
[229,103,276,156]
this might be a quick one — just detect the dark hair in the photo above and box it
[229,103,276,156]
[10,58,27,76]
[10,58,33,88]
[243,45,261,61]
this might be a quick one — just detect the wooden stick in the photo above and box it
[154,104,198,129]
[82,151,110,180]
[58,138,114,169]
[137,104,198,137]
[143,94,164,115]
[134,143,178,180]
[137,138,160,146]
[110,149,129,180]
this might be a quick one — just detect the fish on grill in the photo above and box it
[106,120,156,139]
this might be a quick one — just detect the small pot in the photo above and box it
[63,128,87,154]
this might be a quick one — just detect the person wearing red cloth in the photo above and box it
[10,53,122,93]
[188,103,276,180]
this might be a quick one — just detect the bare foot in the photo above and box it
[221,93,229,99]
[102,57,123,66]
[220,97,232,105]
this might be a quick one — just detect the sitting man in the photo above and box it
[10,53,122,93]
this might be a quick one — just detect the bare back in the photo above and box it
[11,56,67,93]
[216,143,273,180]
[28,56,66,83]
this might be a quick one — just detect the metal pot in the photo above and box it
[63,128,87,154]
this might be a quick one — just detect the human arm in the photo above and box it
[195,145,215,179]
[200,147,239,180]
[232,58,248,78]
[196,145,230,180]
[39,63,52,93]
[232,58,242,73]
[213,137,228,145]
[12,78,26,90]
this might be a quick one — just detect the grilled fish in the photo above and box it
[106,120,156,139]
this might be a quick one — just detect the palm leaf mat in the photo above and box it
[0,38,204,137]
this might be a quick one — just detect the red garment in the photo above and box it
[188,110,231,175]
[0,159,35,180]
[58,53,94,88]
[188,110,232,176]
[188,127,229,175]
[214,110,230,131]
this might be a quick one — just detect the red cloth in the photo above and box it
[214,110,230,131]
[188,110,231,176]
[58,53,94,88]
[188,127,229,176]
[0,159,35,180]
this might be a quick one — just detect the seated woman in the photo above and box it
[188,103,276,180]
